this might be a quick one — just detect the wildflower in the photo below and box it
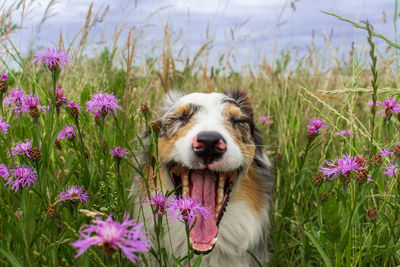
[71,213,149,263]
[333,130,351,136]
[141,192,168,217]
[0,116,10,134]
[371,154,382,165]
[312,172,325,185]
[150,120,161,133]
[46,204,57,218]
[379,149,393,157]
[1,165,37,192]
[33,48,71,71]
[367,208,378,220]
[167,196,211,226]
[259,116,273,126]
[149,83,156,89]
[306,118,325,142]
[85,92,121,117]
[110,146,128,163]
[10,140,32,157]
[0,73,8,93]
[354,169,368,183]
[29,147,42,162]
[14,210,23,220]
[57,125,76,141]
[21,95,40,117]
[3,89,24,114]
[394,143,400,157]
[307,118,325,133]
[382,162,398,177]
[376,98,400,117]
[140,102,149,114]
[67,101,80,118]
[320,154,364,180]
[59,185,88,203]
[52,85,68,109]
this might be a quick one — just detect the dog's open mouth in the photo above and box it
[168,163,238,254]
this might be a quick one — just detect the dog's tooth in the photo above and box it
[219,173,226,188]
[211,237,218,245]
[215,204,222,219]
[217,188,224,204]
[182,174,188,187]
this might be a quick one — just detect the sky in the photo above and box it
[3,0,397,69]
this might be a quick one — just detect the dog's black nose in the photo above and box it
[192,131,227,164]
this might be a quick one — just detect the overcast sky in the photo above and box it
[4,0,396,68]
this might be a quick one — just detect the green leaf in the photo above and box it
[304,227,332,267]
[0,247,22,267]
[193,254,203,267]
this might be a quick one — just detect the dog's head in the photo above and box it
[149,90,265,254]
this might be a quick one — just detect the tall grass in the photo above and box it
[1,1,400,266]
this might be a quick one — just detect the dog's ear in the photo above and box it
[159,90,185,117]
[224,89,254,120]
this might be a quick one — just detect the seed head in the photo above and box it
[151,121,161,133]
[371,154,382,165]
[394,143,400,157]
[141,102,149,114]
[342,172,351,183]
[313,172,324,185]
[29,106,40,118]
[367,208,378,220]
[15,210,23,220]
[29,147,42,162]
[306,131,319,143]
[46,205,57,218]
[0,73,8,93]
[354,168,368,183]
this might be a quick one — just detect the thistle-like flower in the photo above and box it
[376,98,400,117]
[320,154,366,180]
[0,165,38,192]
[66,101,80,118]
[10,140,32,157]
[3,89,24,114]
[382,162,398,177]
[52,85,68,108]
[0,73,8,93]
[85,92,122,117]
[306,118,325,142]
[21,95,40,118]
[110,146,128,163]
[141,192,168,217]
[57,125,76,141]
[0,116,10,134]
[167,196,211,226]
[71,214,149,263]
[259,116,273,126]
[333,130,351,136]
[59,185,88,203]
[33,48,71,71]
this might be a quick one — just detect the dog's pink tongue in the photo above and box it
[189,170,218,249]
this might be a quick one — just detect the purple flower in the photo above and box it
[259,116,273,125]
[1,73,8,80]
[149,83,156,89]
[1,165,37,192]
[3,89,24,114]
[307,118,325,133]
[110,147,128,157]
[85,92,122,117]
[57,125,76,141]
[320,154,364,180]
[141,192,168,217]
[33,48,71,70]
[59,185,88,203]
[66,101,81,111]
[167,196,211,226]
[334,130,352,136]
[10,140,32,157]
[379,149,393,157]
[52,85,68,107]
[0,116,10,134]
[382,162,398,177]
[71,213,149,263]
[376,98,400,116]
[21,95,39,115]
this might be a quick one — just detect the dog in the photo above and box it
[135,90,273,266]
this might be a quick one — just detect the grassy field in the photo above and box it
[2,1,400,266]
